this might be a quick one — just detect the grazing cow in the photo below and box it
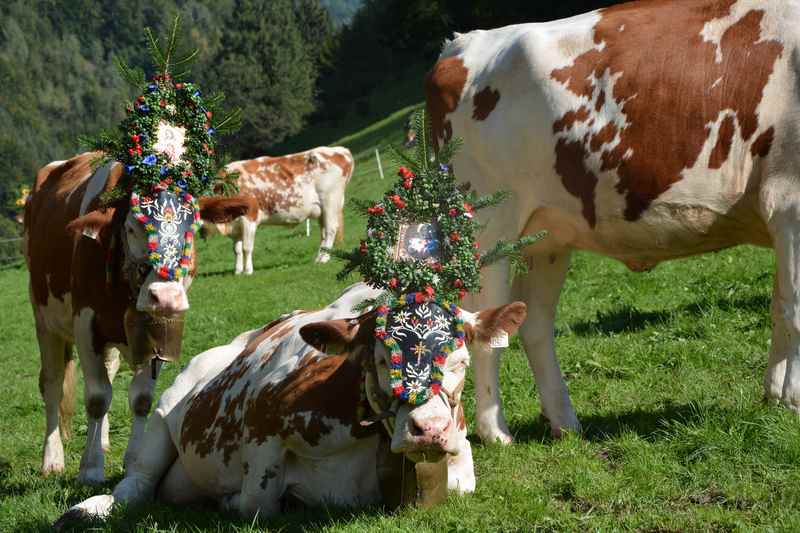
[25,153,253,484]
[202,147,354,273]
[425,0,799,442]
[54,283,526,525]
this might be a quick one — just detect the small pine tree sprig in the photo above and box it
[468,189,513,211]
[479,231,546,270]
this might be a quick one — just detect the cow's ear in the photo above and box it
[65,208,115,244]
[199,195,257,224]
[464,302,527,346]
[300,318,362,355]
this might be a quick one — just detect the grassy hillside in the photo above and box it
[2,105,800,531]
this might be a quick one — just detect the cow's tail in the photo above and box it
[59,345,77,440]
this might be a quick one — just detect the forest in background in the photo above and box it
[0,0,618,232]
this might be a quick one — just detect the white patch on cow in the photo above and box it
[78,162,115,216]
[701,0,786,64]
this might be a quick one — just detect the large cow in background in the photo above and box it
[25,153,252,484]
[53,284,527,525]
[425,0,799,442]
[202,147,354,273]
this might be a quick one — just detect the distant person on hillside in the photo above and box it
[403,115,417,148]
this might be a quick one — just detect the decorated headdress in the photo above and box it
[332,111,541,405]
[83,17,241,281]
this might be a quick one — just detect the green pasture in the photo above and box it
[2,107,800,531]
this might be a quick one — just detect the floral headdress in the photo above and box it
[332,111,541,404]
[82,17,240,281]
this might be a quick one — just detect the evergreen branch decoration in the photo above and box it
[331,108,549,303]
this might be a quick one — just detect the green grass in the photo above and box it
[2,107,800,531]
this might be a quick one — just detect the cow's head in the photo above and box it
[67,191,253,362]
[300,300,526,463]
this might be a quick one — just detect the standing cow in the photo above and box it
[202,147,354,273]
[425,0,799,442]
[54,283,526,525]
[25,153,253,484]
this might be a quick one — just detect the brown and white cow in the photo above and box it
[25,153,252,484]
[425,0,800,443]
[202,147,354,273]
[54,283,526,524]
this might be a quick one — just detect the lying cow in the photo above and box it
[202,147,354,273]
[425,0,798,442]
[25,153,252,484]
[54,283,526,525]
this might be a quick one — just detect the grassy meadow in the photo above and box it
[2,105,800,531]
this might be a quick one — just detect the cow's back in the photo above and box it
[427,0,798,266]
[227,147,353,224]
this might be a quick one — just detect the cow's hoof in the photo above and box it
[41,461,65,476]
[781,395,800,414]
[77,468,105,486]
[314,255,330,264]
[52,508,89,531]
[476,425,513,445]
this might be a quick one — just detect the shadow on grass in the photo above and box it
[568,292,770,337]
[509,401,721,444]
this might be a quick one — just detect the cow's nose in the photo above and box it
[148,283,188,315]
[408,415,452,446]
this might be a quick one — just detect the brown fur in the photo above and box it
[425,57,469,152]
[472,86,501,121]
[464,302,528,345]
[199,195,258,224]
[60,350,77,440]
[549,0,783,223]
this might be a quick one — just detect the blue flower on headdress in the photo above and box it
[207,127,216,135]
[147,84,158,92]
[439,163,449,173]
[177,179,188,190]
[139,105,150,113]
[125,165,135,174]
[193,90,201,97]
[160,166,168,176]
[201,175,210,183]
[143,154,157,166]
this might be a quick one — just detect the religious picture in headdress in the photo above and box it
[393,222,441,265]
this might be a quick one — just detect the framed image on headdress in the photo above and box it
[392,222,442,265]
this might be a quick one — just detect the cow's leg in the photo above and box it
[101,349,120,452]
[157,457,209,506]
[75,312,114,485]
[123,360,160,471]
[765,275,788,401]
[447,435,475,494]
[315,194,342,264]
[228,440,284,519]
[516,250,580,437]
[768,217,800,411]
[36,322,69,475]
[470,261,516,443]
[241,217,257,275]
[54,409,177,528]
[234,239,244,275]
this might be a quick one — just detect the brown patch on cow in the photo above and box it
[425,57,469,152]
[199,195,258,223]
[243,160,260,174]
[590,122,618,153]
[326,152,354,183]
[472,86,500,121]
[751,127,775,158]
[595,90,606,112]
[555,139,598,227]
[457,403,466,431]
[550,1,783,222]
[179,354,252,463]
[709,115,736,169]
[244,350,376,447]
[26,153,132,349]
[553,106,590,134]
[474,302,527,344]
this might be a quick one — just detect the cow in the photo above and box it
[53,283,527,525]
[25,152,254,484]
[424,0,799,443]
[201,147,354,273]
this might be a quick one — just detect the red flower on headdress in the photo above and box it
[398,166,414,179]
[359,240,367,253]
[389,277,398,288]
[390,195,406,209]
